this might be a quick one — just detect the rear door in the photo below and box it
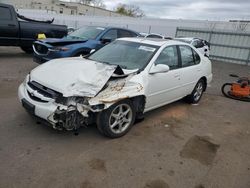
[177,45,203,95]
[0,5,19,45]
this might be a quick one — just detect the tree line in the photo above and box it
[76,0,145,17]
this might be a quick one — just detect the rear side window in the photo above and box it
[193,49,201,64]
[179,45,195,67]
[0,7,12,20]
[118,30,137,38]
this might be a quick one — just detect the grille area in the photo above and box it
[33,43,48,55]
[27,81,62,102]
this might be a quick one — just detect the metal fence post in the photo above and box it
[247,49,250,65]
[208,30,213,43]
[148,25,151,34]
[175,27,179,37]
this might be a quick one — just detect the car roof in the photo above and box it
[176,37,204,41]
[81,26,136,31]
[117,37,188,47]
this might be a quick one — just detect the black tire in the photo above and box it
[20,46,33,54]
[97,99,136,138]
[221,83,232,97]
[185,79,205,104]
[221,83,250,102]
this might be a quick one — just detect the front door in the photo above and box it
[146,46,183,110]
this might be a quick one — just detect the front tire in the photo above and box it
[185,79,205,104]
[97,99,136,138]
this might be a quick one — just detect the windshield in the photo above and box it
[88,40,158,70]
[67,27,105,40]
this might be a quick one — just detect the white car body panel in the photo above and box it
[18,37,212,130]
[30,57,118,97]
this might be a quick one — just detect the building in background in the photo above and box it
[0,0,122,16]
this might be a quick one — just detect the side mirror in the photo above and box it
[149,64,170,74]
[101,38,112,44]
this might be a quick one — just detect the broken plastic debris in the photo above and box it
[164,124,170,128]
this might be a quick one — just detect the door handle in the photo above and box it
[174,74,180,80]
[8,24,16,27]
[197,69,201,72]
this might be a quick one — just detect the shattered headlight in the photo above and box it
[56,96,88,106]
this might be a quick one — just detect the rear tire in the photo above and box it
[97,99,136,138]
[185,79,205,104]
[20,46,33,54]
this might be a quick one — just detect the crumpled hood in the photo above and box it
[39,38,87,46]
[30,57,118,97]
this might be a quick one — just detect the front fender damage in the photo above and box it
[89,76,144,105]
[48,69,144,131]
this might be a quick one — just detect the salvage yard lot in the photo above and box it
[0,47,250,188]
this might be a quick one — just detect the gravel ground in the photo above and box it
[0,47,250,188]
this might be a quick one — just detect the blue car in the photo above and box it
[33,26,139,64]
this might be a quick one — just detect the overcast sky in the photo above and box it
[103,0,250,20]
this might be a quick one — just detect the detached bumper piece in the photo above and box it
[22,98,35,115]
[53,106,94,131]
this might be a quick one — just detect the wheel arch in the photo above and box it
[129,95,146,118]
[73,47,92,56]
[200,76,207,91]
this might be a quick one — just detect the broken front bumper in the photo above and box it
[18,83,58,121]
[18,83,95,130]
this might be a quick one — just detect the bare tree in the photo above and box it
[91,0,106,8]
[232,21,249,32]
[76,0,105,8]
[115,3,145,17]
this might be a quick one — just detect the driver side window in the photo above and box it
[102,29,117,41]
[155,46,178,70]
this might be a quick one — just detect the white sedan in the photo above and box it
[18,38,212,138]
[175,37,210,57]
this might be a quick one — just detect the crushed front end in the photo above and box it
[18,75,104,131]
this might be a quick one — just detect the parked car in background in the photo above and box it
[33,26,139,63]
[19,38,212,138]
[0,3,67,53]
[67,27,75,34]
[140,32,172,39]
[175,37,210,57]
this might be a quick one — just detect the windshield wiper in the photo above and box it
[99,61,114,66]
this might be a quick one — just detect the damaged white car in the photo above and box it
[18,38,212,138]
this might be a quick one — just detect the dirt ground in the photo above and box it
[0,47,250,188]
